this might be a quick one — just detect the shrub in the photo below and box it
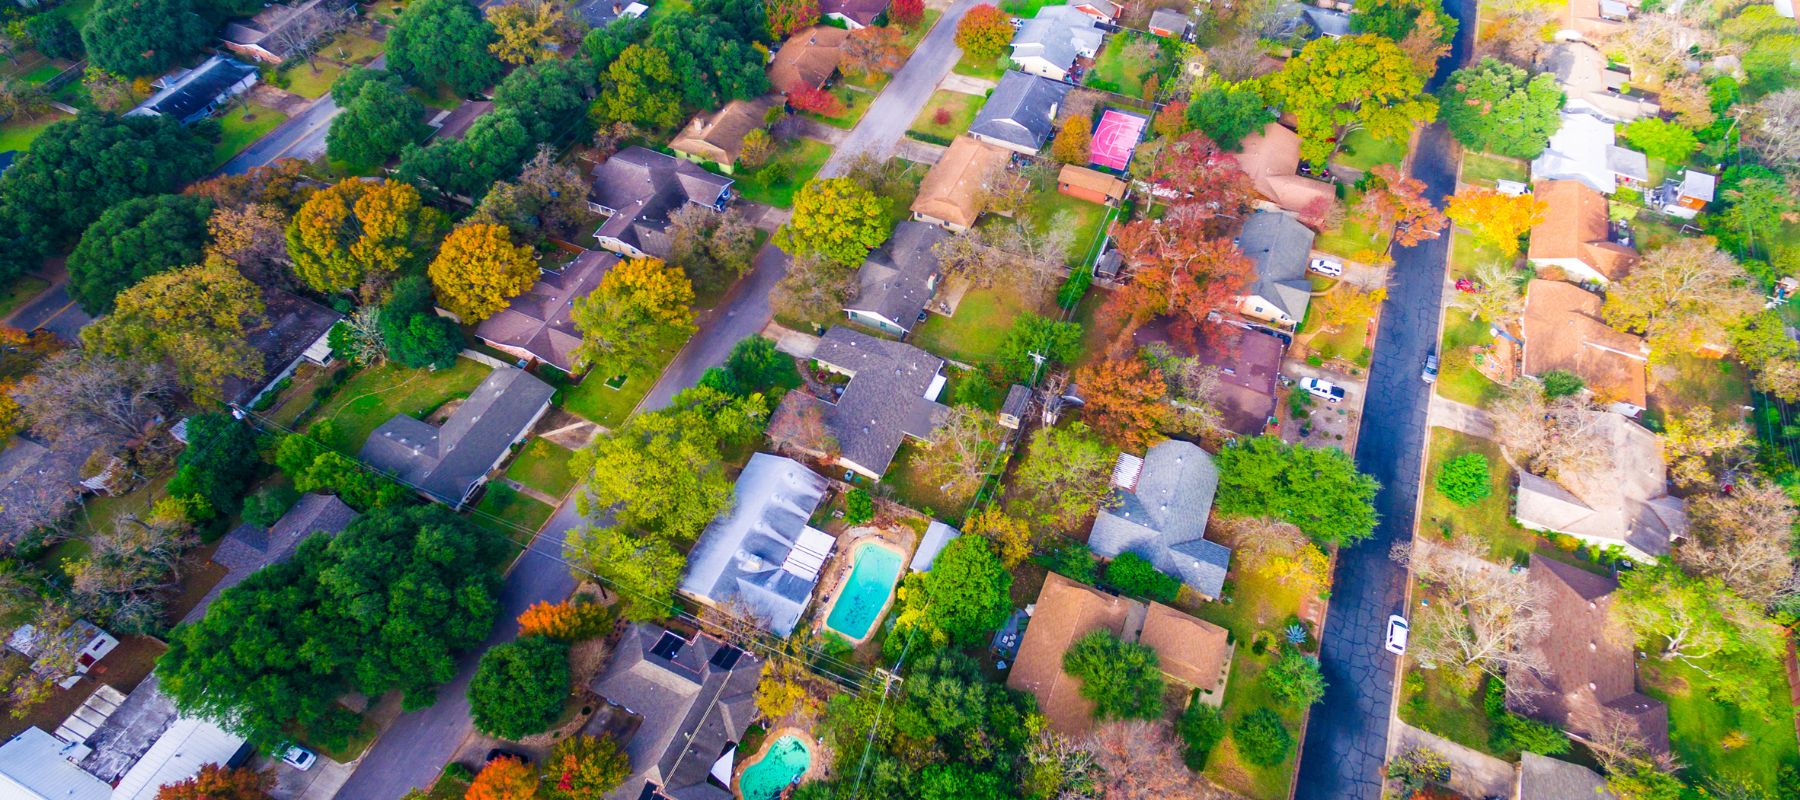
[845,488,875,524]
[933,106,953,125]
[1103,552,1181,603]
[1264,648,1327,707]
[1057,264,1092,309]
[1036,543,1099,584]
[1176,700,1225,770]
[1540,369,1584,398]
[469,637,570,740]
[241,484,301,527]
[1062,630,1165,721]
[1231,708,1295,766]
[1434,452,1491,506]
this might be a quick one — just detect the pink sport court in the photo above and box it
[1089,109,1149,171]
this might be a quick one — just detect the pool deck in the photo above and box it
[734,727,826,799]
[815,534,910,646]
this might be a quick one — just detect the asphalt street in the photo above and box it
[215,56,385,176]
[1291,0,1476,796]
[817,0,986,177]
[639,242,791,412]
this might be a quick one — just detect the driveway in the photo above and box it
[637,242,790,412]
[1291,0,1474,794]
[817,0,986,176]
[331,498,591,799]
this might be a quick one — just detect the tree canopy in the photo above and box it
[286,179,446,296]
[428,223,538,322]
[80,0,210,76]
[165,412,261,527]
[397,108,536,200]
[590,12,770,126]
[326,69,431,172]
[469,637,571,739]
[1185,82,1276,151]
[386,0,504,95]
[1215,435,1380,546]
[569,257,697,378]
[1438,58,1565,159]
[67,194,214,314]
[775,177,891,266]
[1062,630,1166,721]
[81,261,266,401]
[892,536,1015,648]
[1262,34,1438,163]
[380,275,465,368]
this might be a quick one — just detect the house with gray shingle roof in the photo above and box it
[1008,6,1103,81]
[681,453,837,636]
[1088,439,1230,600]
[359,366,553,509]
[183,494,356,624]
[587,146,734,261]
[1234,210,1314,328]
[809,327,948,478]
[1518,753,1618,800]
[969,70,1072,155]
[844,221,947,335]
[594,625,762,800]
[474,250,614,374]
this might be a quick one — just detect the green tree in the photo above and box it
[564,524,686,620]
[1103,552,1180,603]
[469,637,571,740]
[845,487,874,524]
[379,276,465,368]
[492,57,594,143]
[1013,423,1116,528]
[594,42,684,127]
[1176,701,1226,770]
[569,257,697,379]
[569,387,761,540]
[1540,369,1584,398]
[327,69,430,172]
[1437,58,1565,159]
[775,177,890,266]
[80,0,210,76]
[81,261,266,401]
[1615,561,1782,668]
[1265,648,1327,706]
[1062,630,1165,721]
[698,336,802,397]
[1350,0,1457,43]
[1433,452,1491,506]
[695,0,769,42]
[165,413,260,526]
[397,108,535,200]
[1622,117,1699,164]
[999,315,1083,383]
[1262,35,1438,163]
[892,536,1015,647]
[386,0,503,95]
[67,194,214,314]
[1186,82,1275,151]
[1215,435,1380,546]
[590,14,769,126]
[26,15,84,60]
[1231,708,1294,766]
[545,734,632,799]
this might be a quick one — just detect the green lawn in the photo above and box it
[810,84,879,130]
[730,139,832,207]
[1642,656,1800,792]
[954,52,1011,81]
[22,63,63,84]
[0,113,69,152]
[504,438,577,498]
[881,439,977,519]
[907,90,984,143]
[999,0,1060,15]
[1086,32,1163,97]
[1460,152,1529,187]
[1647,352,1751,418]
[1400,665,1501,757]
[558,340,683,428]
[0,276,49,322]
[309,359,492,454]
[1436,312,1504,407]
[1332,129,1407,172]
[644,0,693,23]
[909,287,1034,366]
[319,32,384,66]
[473,483,555,547]
[1419,428,1534,566]
[1313,189,1390,263]
[896,9,943,53]
[279,61,346,100]
[211,104,289,169]
[1026,190,1111,266]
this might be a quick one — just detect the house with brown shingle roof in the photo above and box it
[1514,410,1686,560]
[669,96,779,173]
[1234,122,1337,221]
[1520,279,1649,414]
[1507,555,1669,756]
[1006,572,1232,734]
[911,135,1012,232]
[474,249,613,374]
[769,27,850,95]
[1527,180,1638,284]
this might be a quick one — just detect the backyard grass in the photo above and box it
[1000,0,1060,15]
[1026,190,1111,265]
[811,84,879,129]
[730,139,832,207]
[1647,352,1751,418]
[1332,129,1408,173]
[910,287,1035,366]
[504,438,578,498]
[1085,31,1163,97]
[473,484,555,547]
[211,104,289,169]
[1460,152,1529,187]
[953,52,1011,81]
[308,358,491,454]
[907,90,984,143]
[0,113,69,152]
[0,276,49,321]
[1399,665,1502,757]
[558,339,683,428]
[881,440,976,519]
[1187,561,1311,799]
[22,63,64,84]
[1642,656,1800,792]
[1419,428,1534,565]
[1436,312,1504,407]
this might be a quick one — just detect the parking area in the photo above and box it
[1278,358,1368,453]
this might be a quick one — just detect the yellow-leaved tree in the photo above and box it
[428,223,539,322]
[82,260,266,402]
[1445,188,1549,253]
[285,179,445,298]
[569,258,696,378]
[488,0,562,66]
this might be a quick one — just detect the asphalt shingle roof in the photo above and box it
[810,327,947,476]
[359,367,553,506]
[969,71,1071,152]
[1088,440,1229,598]
[1236,210,1315,322]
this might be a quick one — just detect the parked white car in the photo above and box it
[1308,257,1344,277]
[1385,615,1409,655]
[1300,377,1346,403]
[282,745,317,771]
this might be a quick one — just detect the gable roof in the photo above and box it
[970,71,1072,151]
[810,327,948,476]
[1005,572,1139,734]
[1514,411,1685,557]
[1236,210,1315,321]
[1520,279,1648,409]
[1527,180,1639,280]
[1192,323,1284,437]
[1507,556,1669,755]
[820,0,888,25]
[1088,439,1229,597]
[0,436,86,547]
[130,56,258,123]
[1147,6,1188,32]
[0,728,112,800]
[671,96,779,166]
[224,287,343,407]
[1531,111,1650,193]
[594,625,762,800]
[1235,122,1336,217]
[910,521,961,572]
[428,99,494,141]
[1138,602,1229,692]
[847,221,948,330]
[769,27,850,94]
[474,250,615,373]
[1011,5,1104,71]
[222,0,351,57]
[1058,164,1127,200]
[1519,753,1618,800]
[184,494,356,624]
[680,453,834,636]
[359,366,554,505]
[1541,42,1659,123]
[590,146,734,260]
[911,136,1012,229]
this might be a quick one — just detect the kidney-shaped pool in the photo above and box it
[739,735,812,800]
[823,541,903,642]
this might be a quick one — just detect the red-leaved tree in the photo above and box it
[889,0,924,28]
[1358,164,1448,254]
[1146,132,1256,236]
[767,0,821,40]
[1075,358,1169,448]
[1106,209,1256,352]
[955,4,1015,61]
[787,85,846,116]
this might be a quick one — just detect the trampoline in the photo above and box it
[1089,109,1148,171]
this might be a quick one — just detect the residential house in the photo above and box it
[769,27,850,95]
[1301,5,1351,37]
[1088,439,1230,600]
[1006,573,1232,734]
[998,383,1032,429]
[1556,0,1635,41]
[1514,412,1685,560]
[1520,279,1649,414]
[845,221,948,334]
[1234,210,1315,328]
[1066,0,1124,22]
[1234,122,1338,218]
[1009,5,1104,81]
[1526,180,1639,284]
[1653,169,1715,219]
[183,494,357,624]
[807,327,948,478]
[568,0,648,28]
[587,146,735,260]
[5,620,118,690]
[680,453,837,637]
[474,249,615,374]
[1530,111,1650,195]
[1517,753,1618,800]
[820,0,888,27]
[0,436,89,546]
[126,56,259,126]
[224,287,342,411]
[1507,556,1670,753]
[1058,164,1128,206]
[909,521,961,572]
[221,0,354,63]
[1193,323,1284,437]
[0,728,112,800]
[911,135,1013,232]
[1147,7,1190,37]
[968,70,1071,155]
[426,99,494,141]
[594,625,762,800]
[358,366,554,509]
[1541,42,1659,123]
[670,96,779,173]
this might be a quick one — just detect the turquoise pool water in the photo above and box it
[824,543,903,640]
[739,735,811,800]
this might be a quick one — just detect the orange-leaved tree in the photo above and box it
[428,223,539,323]
[955,4,1014,61]
[467,757,539,800]
[1051,114,1093,164]
[517,600,615,641]
[1445,188,1547,254]
[1358,164,1447,254]
[156,764,273,800]
[1074,357,1169,449]
[1105,208,1255,351]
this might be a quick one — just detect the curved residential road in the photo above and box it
[817,0,987,177]
[215,56,386,176]
[1291,0,1476,797]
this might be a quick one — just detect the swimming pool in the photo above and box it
[824,542,903,641]
[739,735,811,800]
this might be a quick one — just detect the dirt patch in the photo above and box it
[427,398,465,425]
